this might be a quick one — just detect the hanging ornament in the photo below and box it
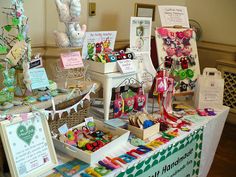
[134,87,146,111]
[123,90,135,114]
[113,93,123,118]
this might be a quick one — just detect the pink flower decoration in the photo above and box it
[176,32,184,39]
[157,27,168,37]
[166,47,176,57]
[175,48,183,57]
[182,46,192,56]
[183,29,193,38]
[16,11,22,17]
[168,31,176,39]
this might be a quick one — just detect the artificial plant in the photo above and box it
[0,0,32,107]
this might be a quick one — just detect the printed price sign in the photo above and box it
[60,51,84,69]
[29,68,49,89]
[117,59,135,73]
[158,6,190,28]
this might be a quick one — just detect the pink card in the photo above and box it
[60,51,84,69]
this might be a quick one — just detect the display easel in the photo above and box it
[155,25,201,97]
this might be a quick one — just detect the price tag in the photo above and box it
[158,6,190,28]
[29,68,49,89]
[60,51,84,69]
[117,59,135,73]
[58,124,69,135]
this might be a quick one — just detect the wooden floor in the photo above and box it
[207,123,236,177]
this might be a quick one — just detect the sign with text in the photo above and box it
[130,17,152,52]
[82,31,117,59]
[29,68,49,89]
[158,6,190,28]
[29,57,43,69]
[117,59,135,73]
[116,128,203,177]
[60,51,84,69]
[0,112,58,177]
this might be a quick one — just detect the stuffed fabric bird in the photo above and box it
[54,31,70,47]
[54,0,86,47]
[70,0,81,21]
[68,23,87,47]
[55,0,71,22]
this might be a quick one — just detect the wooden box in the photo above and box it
[128,123,160,140]
[53,119,130,164]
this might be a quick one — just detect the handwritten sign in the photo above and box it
[29,68,49,89]
[158,6,189,28]
[117,59,135,73]
[82,31,117,59]
[6,41,27,66]
[0,112,58,177]
[29,57,43,69]
[60,51,84,69]
[130,17,152,52]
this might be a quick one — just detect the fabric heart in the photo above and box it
[12,17,20,26]
[17,125,35,145]
[17,33,24,41]
[0,46,7,54]
[4,25,12,32]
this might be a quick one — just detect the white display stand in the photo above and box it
[87,70,141,120]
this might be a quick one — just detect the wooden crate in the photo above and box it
[128,123,160,140]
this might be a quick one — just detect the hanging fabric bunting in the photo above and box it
[44,84,96,120]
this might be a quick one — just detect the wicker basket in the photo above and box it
[47,95,90,134]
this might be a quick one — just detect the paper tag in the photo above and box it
[29,57,43,69]
[158,6,190,28]
[58,124,69,135]
[117,59,135,73]
[60,51,84,69]
[84,117,96,133]
[6,41,27,66]
[29,68,49,89]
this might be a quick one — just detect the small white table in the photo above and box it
[88,70,141,120]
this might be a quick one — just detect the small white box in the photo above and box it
[86,60,139,74]
[53,120,130,164]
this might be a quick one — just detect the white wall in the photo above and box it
[87,0,186,40]
[1,0,235,46]
[186,0,236,45]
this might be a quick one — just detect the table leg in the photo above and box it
[103,78,112,120]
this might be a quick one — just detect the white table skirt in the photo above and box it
[43,106,230,177]
[199,106,230,177]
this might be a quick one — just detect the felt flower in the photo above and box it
[175,46,183,57]
[166,47,176,57]
[176,32,184,39]
[168,31,176,39]
[164,37,172,46]
[183,29,193,38]
[182,46,192,56]
[157,27,168,37]
[182,38,190,46]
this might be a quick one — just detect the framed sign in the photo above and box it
[0,112,58,177]
[130,17,152,52]
[135,3,156,21]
